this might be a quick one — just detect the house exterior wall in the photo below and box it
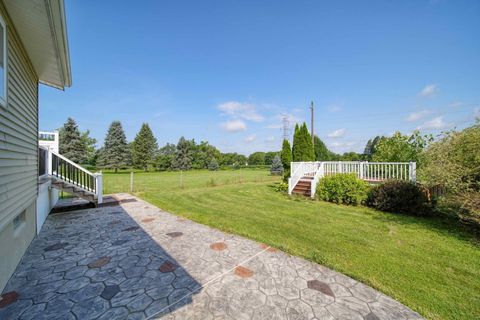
[36,181,59,235]
[0,2,40,291]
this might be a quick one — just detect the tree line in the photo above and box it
[57,117,446,174]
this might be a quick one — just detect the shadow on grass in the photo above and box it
[367,206,480,245]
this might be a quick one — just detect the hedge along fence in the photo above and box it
[316,173,369,205]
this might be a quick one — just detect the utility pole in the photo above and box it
[310,101,314,147]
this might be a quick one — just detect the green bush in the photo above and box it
[316,174,369,205]
[366,180,432,216]
[273,182,288,193]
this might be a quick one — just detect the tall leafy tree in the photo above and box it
[264,152,278,165]
[155,143,176,171]
[292,122,315,161]
[132,123,158,171]
[372,131,431,165]
[172,136,193,170]
[363,136,384,160]
[59,117,87,163]
[248,152,266,165]
[192,141,222,169]
[102,121,129,172]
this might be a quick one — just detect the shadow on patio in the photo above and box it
[0,197,201,319]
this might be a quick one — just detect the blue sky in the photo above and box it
[39,0,480,155]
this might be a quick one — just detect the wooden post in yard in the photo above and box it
[130,172,133,192]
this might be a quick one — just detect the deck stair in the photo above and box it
[288,161,417,198]
[291,176,314,196]
[50,177,97,203]
[38,145,103,205]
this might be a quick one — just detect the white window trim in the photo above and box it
[0,14,6,108]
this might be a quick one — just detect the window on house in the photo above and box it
[13,210,26,231]
[0,15,6,106]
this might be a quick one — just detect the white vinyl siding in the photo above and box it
[0,2,39,232]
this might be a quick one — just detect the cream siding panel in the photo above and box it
[0,3,39,231]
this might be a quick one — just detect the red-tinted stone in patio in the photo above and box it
[87,256,111,268]
[142,218,155,223]
[122,226,140,232]
[159,261,177,273]
[44,242,69,252]
[210,242,227,251]
[260,243,278,252]
[0,291,18,308]
[166,232,183,238]
[307,280,335,297]
[234,266,254,278]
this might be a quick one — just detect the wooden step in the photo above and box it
[294,185,310,191]
[50,178,97,204]
[292,190,311,196]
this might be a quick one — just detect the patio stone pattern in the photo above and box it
[0,193,423,319]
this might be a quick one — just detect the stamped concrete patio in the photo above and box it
[0,194,422,320]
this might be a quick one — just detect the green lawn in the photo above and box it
[104,169,480,319]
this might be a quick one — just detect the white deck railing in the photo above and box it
[39,145,103,204]
[289,161,416,198]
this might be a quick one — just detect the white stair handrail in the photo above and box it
[310,162,324,198]
[44,148,103,204]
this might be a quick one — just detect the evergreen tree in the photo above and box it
[81,130,97,165]
[292,122,315,161]
[172,136,193,170]
[208,157,219,171]
[102,121,130,172]
[132,123,158,171]
[281,139,292,170]
[314,135,331,161]
[59,117,87,163]
[280,139,292,181]
[270,154,284,175]
[302,123,315,161]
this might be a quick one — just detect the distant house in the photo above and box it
[0,0,100,292]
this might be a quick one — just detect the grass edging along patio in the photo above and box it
[104,169,480,320]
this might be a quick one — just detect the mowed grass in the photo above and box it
[104,169,480,319]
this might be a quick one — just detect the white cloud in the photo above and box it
[417,116,447,130]
[266,136,275,142]
[329,141,355,148]
[418,84,438,98]
[405,110,430,122]
[244,134,256,143]
[328,105,342,113]
[474,107,480,117]
[221,120,247,132]
[265,124,282,129]
[449,101,463,108]
[217,101,263,122]
[327,128,346,138]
